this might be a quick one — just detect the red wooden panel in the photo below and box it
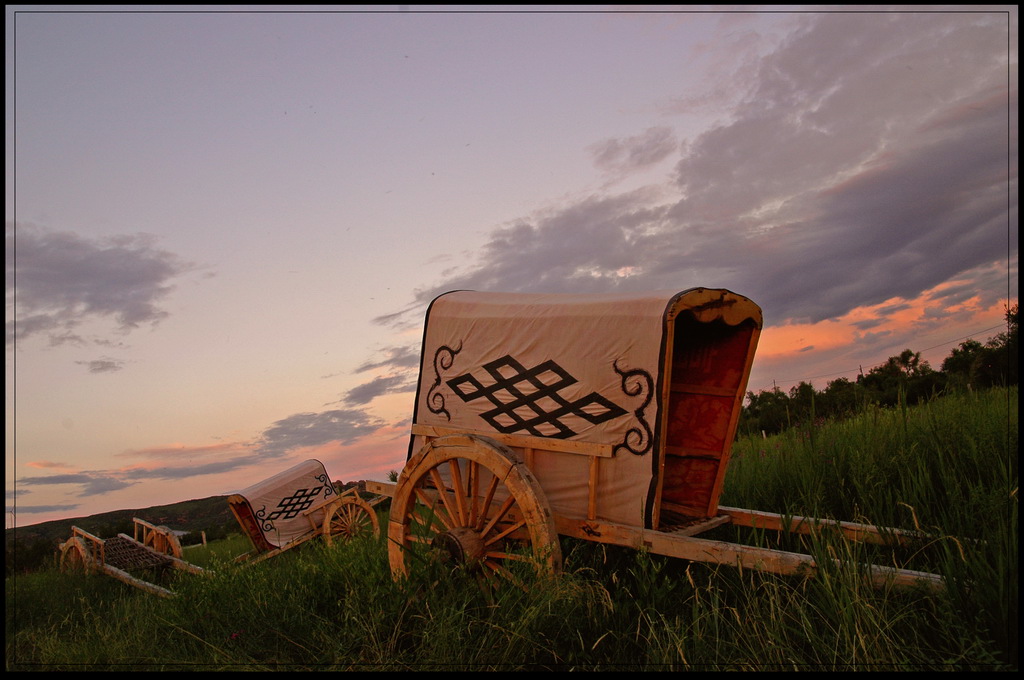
[661,456,719,516]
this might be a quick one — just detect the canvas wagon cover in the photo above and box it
[410,288,762,526]
[234,459,336,549]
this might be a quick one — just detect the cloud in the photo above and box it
[116,441,253,460]
[353,345,421,373]
[75,357,125,373]
[589,126,678,174]
[7,503,81,516]
[342,374,417,405]
[119,458,254,481]
[6,222,196,348]
[15,472,134,496]
[254,408,385,458]
[24,461,78,471]
[393,13,1015,329]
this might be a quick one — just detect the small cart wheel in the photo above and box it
[59,537,97,574]
[143,526,183,559]
[324,497,380,545]
[388,434,562,586]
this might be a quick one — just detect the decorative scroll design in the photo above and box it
[613,360,654,456]
[427,342,462,422]
[315,471,336,499]
[446,354,627,439]
[254,505,274,533]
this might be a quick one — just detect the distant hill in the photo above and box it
[5,481,371,575]
[5,495,237,575]
[8,495,235,544]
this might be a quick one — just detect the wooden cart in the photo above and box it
[228,458,381,565]
[58,517,207,598]
[365,288,943,591]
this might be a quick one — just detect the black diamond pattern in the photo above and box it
[265,486,325,521]
[446,355,627,438]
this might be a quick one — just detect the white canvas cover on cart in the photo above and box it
[409,288,762,527]
[233,459,336,549]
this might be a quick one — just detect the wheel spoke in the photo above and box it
[484,518,527,547]
[484,550,532,562]
[414,486,454,531]
[468,461,480,528]
[428,467,461,528]
[475,475,501,532]
[448,459,468,526]
[480,495,517,538]
[481,558,527,590]
[410,508,445,540]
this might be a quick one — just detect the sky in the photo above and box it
[6,5,1018,528]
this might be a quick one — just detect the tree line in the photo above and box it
[739,304,1018,437]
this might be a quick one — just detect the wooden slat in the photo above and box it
[670,382,738,398]
[552,514,944,591]
[365,480,397,497]
[665,444,723,459]
[659,513,732,536]
[411,424,613,457]
[587,457,599,520]
[718,507,931,547]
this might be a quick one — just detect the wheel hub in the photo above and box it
[431,526,485,565]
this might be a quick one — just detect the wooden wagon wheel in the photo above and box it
[324,496,380,545]
[143,526,183,559]
[59,537,97,574]
[388,434,562,586]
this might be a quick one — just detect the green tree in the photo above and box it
[820,377,866,418]
[859,349,942,406]
[740,387,792,436]
[971,303,1019,388]
[942,338,985,390]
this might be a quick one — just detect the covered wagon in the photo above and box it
[367,287,942,590]
[229,458,379,564]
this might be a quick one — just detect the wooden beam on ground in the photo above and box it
[718,506,929,546]
[553,515,944,592]
[100,563,176,599]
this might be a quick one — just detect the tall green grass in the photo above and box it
[7,388,1016,670]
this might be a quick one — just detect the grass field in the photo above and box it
[6,387,1016,671]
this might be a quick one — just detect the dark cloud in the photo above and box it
[353,345,421,373]
[405,189,671,308]
[392,13,1015,328]
[6,222,195,347]
[119,458,253,481]
[343,374,417,405]
[16,472,133,496]
[255,408,384,458]
[589,126,678,174]
[75,357,124,373]
[7,503,80,516]
[851,318,886,331]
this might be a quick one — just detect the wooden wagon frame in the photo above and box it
[58,517,207,598]
[360,288,943,591]
[228,458,382,565]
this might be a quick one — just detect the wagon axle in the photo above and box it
[431,526,488,567]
